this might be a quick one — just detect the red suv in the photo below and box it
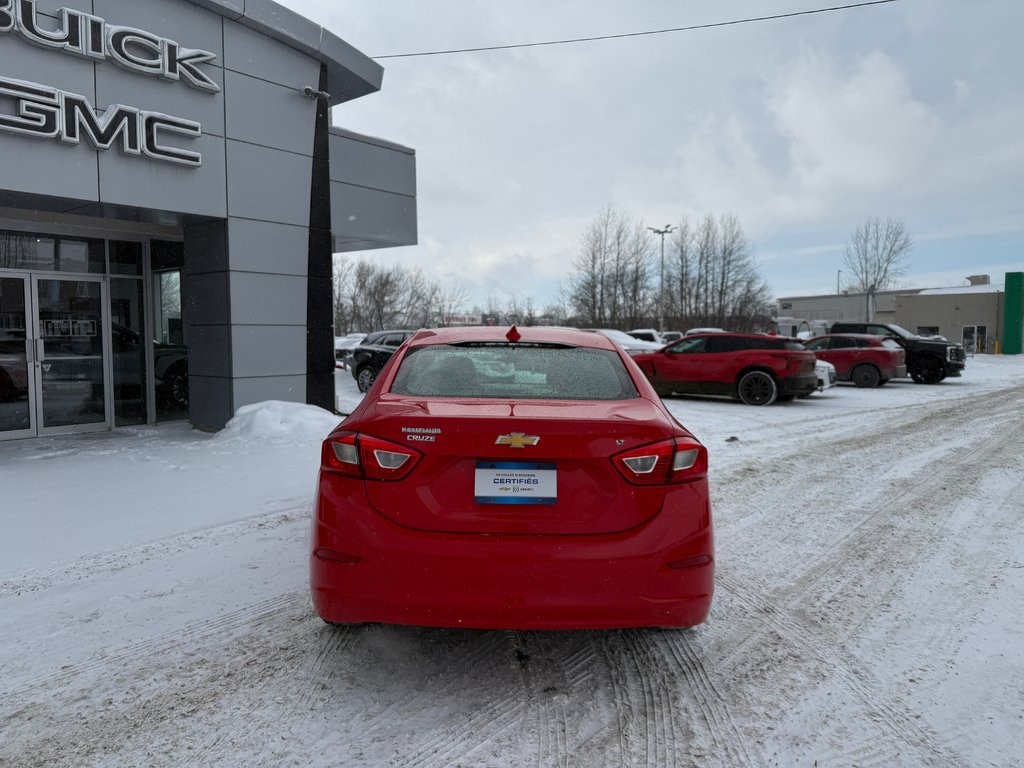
[802,334,907,387]
[632,333,818,405]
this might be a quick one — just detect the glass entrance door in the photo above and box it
[1,274,112,439]
[32,276,109,433]
[0,275,33,436]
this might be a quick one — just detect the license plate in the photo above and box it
[474,462,556,505]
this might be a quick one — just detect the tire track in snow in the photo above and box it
[393,692,527,768]
[717,573,965,768]
[389,629,617,768]
[597,633,635,766]
[296,622,360,713]
[3,592,315,768]
[6,589,306,703]
[358,630,509,737]
[0,505,308,599]
[507,631,571,768]
[617,629,682,767]
[195,618,359,765]
[711,384,1023,503]
[702,393,1024,767]
[650,629,756,767]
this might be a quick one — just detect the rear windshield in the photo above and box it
[390,344,640,400]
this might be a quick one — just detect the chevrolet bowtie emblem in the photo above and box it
[495,432,540,448]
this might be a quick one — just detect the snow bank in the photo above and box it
[214,400,341,443]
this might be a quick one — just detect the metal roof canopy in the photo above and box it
[188,0,383,102]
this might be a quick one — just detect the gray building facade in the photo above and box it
[0,0,416,439]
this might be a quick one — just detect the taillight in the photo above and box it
[321,431,421,481]
[612,438,708,485]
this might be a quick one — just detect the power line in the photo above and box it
[372,0,902,60]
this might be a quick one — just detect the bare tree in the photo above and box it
[433,282,471,326]
[663,213,772,331]
[334,257,463,332]
[565,206,655,327]
[331,255,355,333]
[841,216,913,292]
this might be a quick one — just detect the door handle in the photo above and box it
[36,338,45,363]
[26,338,34,364]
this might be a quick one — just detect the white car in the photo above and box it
[334,332,367,369]
[685,327,726,336]
[626,328,665,345]
[815,359,837,392]
[585,329,663,356]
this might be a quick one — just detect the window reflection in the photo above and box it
[0,232,103,272]
[111,277,147,426]
[152,241,187,421]
[38,279,106,428]
[0,277,31,431]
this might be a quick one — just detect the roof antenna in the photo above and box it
[506,325,521,342]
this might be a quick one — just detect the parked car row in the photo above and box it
[340,322,966,405]
[827,322,965,384]
[312,319,967,631]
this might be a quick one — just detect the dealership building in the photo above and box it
[0,0,416,440]
[776,272,1024,354]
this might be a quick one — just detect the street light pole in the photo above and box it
[648,224,674,333]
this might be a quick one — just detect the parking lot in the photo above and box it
[2,356,1023,767]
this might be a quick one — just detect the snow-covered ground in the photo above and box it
[2,358,1023,767]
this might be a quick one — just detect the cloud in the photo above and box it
[290,0,1024,307]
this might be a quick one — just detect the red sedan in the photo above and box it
[311,326,714,630]
[802,334,907,387]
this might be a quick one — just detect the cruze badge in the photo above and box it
[495,432,540,448]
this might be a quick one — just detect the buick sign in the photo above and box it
[1,0,220,167]
[0,0,221,93]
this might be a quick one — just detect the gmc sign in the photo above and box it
[0,0,220,166]
[0,76,202,167]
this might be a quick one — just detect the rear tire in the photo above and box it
[851,364,880,388]
[167,369,189,408]
[356,366,376,393]
[737,371,778,406]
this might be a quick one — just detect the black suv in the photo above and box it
[350,330,415,392]
[828,322,965,384]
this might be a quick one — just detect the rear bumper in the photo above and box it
[779,372,819,397]
[311,481,714,629]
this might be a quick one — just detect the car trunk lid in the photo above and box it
[356,396,679,535]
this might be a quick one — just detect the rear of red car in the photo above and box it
[311,327,714,629]
[804,335,908,384]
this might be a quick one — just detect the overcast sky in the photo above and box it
[278,0,1023,313]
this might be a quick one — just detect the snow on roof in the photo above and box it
[917,284,1004,295]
